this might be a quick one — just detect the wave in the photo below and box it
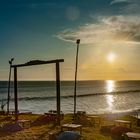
[3,89,140,101]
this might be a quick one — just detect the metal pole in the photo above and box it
[74,39,80,117]
[7,58,14,114]
[56,62,61,125]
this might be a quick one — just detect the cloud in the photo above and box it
[56,16,140,45]
[110,0,128,5]
[111,0,140,15]
[110,0,140,5]
[122,3,140,15]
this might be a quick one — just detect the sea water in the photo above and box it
[0,80,140,114]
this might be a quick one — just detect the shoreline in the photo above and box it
[0,111,139,140]
[3,108,140,116]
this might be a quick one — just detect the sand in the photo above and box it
[0,113,139,140]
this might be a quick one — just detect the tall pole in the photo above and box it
[56,62,61,126]
[14,66,18,121]
[74,39,80,117]
[7,58,14,114]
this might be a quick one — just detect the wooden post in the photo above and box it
[14,66,18,121]
[56,62,60,126]
[74,39,80,117]
[7,64,12,114]
[7,58,14,114]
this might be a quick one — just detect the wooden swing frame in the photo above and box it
[11,59,64,125]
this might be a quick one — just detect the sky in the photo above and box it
[0,0,140,80]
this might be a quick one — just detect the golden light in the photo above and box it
[106,80,115,93]
[106,95,114,111]
[105,80,115,111]
[107,52,116,62]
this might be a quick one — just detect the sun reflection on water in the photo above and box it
[106,80,115,93]
[106,95,114,110]
[105,80,115,111]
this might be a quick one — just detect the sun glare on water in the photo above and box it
[105,80,115,111]
[106,80,115,93]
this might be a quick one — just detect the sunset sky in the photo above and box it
[0,0,140,80]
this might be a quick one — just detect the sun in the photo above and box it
[107,52,116,62]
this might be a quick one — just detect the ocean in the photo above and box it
[0,80,140,114]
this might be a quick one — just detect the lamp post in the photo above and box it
[7,58,14,114]
[74,39,80,117]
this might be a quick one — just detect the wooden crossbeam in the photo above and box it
[11,59,64,68]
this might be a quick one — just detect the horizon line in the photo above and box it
[0,79,140,82]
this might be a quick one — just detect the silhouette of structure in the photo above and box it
[7,58,14,114]
[74,39,80,117]
[11,59,64,125]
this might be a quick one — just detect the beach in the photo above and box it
[0,112,140,140]
[0,80,140,139]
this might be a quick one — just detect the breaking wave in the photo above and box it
[8,89,140,101]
